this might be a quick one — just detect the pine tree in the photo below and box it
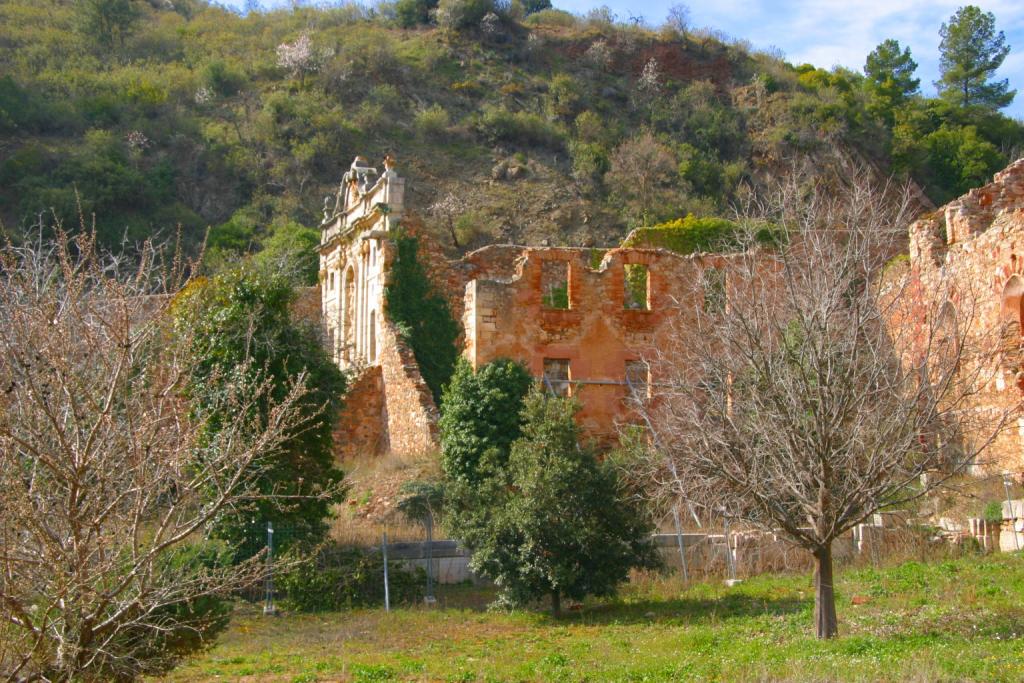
[864,39,919,125]
[937,6,1015,110]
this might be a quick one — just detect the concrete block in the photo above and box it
[999,529,1024,553]
[872,510,911,528]
[1002,499,1024,520]
[938,517,963,532]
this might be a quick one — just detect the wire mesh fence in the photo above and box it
[232,522,451,610]
[227,471,1024,613]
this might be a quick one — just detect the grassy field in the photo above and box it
[163,553,1024,682]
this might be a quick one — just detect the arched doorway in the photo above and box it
[1001,275,1024,393]
[930,300,960,389]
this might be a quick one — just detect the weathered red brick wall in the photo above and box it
[908,158,1024,476]
[334,366,387,460]
[461,245,732,443]
[378,320,439,455]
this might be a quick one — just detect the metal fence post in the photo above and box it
[1004,472,1020,551]
[724,518,738,584]
[424,513,436,604]
[672,505,689,582]
[263,521,275,615]
[382,531,391,612]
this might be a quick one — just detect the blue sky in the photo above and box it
[226,0,1024,119]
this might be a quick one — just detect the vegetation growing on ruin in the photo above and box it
[623,215,779,254]
[385,231,462,405]
[1,1,1020,258]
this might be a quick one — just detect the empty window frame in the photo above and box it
[702,267,726,313]
[543,358,571,397]
[623,264,650,310]
[541,260,570,309]
[625,360,650,401]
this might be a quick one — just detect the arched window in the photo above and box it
[1001,275,1024,336]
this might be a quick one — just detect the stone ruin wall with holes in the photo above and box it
[907,158,1024,476]
[455,244,735,444]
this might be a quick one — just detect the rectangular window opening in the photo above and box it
[625,360,650,401]
[541,260,570,309]
[543,358,571,397]
[702,267,726,313]
[624,264,650,310]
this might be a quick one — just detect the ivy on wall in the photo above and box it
[385,231,462,406]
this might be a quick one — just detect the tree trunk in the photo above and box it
[812,543,838,639]
[551,589,561,618]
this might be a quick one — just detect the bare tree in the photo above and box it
[637,167,1012,639]
[429,192,468,249]
[665,4,690,34]
[0,232,319,679]
[605,132,678,226]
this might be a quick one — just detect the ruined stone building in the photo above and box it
[319,154,1024,476]
[318,157,732,455]
[319,156,439,458]
[907,158,1024,476]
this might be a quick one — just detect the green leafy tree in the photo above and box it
[385,232,461,405]
[175,267,346,559]
[395,0,439,27]
[451,392,659,616]
[76,0,141,50]
[439,358,533,483]
[521,0,552,16]
[435,0,495,31]
[924,123,1004,194]
[864,39,920,124]
[937,6,1015,110]
[253,219,321,285]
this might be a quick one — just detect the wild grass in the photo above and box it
[330,450,441,546]
[163,552,1024,682]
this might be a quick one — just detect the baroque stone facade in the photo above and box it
[319,156,438,458]
[907,158,1024,476]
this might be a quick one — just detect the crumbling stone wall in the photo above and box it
[319,157,440,459]
[378,319,439,455]
[334,366,387,459]
[907,158,1024,476]
[460,245,731,443]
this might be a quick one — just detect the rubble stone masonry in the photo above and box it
[459,244,732,443]
[908,158,1024,475]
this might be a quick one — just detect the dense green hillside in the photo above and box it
[1,0,1021,273]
